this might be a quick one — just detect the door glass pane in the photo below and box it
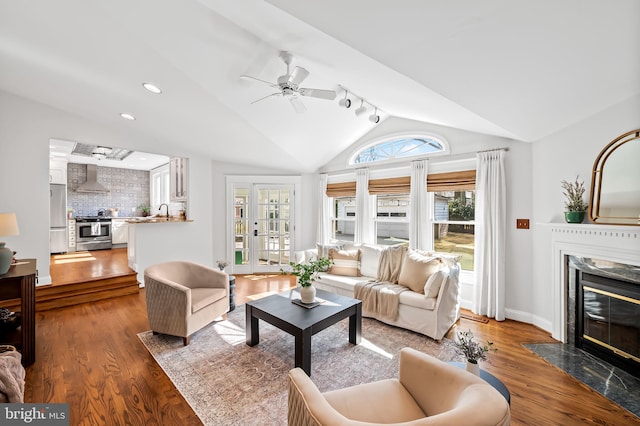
[234,188,249,265]
[255,187,291,267]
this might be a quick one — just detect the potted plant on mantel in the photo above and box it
[453,329,497,376]
[561,176,588,223]
[282,257,332,304]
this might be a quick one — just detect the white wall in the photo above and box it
[319,117,535,317]
[530,94,640,332]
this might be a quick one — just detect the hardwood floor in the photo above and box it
[23,251,639,425]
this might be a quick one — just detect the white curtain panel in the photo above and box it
[473,150,507,321]
[409,160,430,250]
[316,173,331,245]
[354,168,374,244]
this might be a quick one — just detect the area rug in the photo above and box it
[138,305,457,426]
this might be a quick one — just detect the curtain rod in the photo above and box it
[476,147,509,153]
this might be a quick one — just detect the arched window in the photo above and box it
[350,135,446,165]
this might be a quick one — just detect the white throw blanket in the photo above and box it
[354,281,408,320]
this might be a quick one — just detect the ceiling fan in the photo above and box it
[241,51,336,113]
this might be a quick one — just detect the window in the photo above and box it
[350,136,445,165]
[375,194,410,245]
[150,164,170,210]
[432,190,475,271]
[332,196,355,242]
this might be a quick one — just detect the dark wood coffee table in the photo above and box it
[245,288,362,376]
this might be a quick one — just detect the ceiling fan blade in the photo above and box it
[299,88,337,100]
[250,92,281,104]
[289,96,307,113]
[240,75,279,89]
[288,66,310,86]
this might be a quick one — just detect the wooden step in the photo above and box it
[0,273,139,312]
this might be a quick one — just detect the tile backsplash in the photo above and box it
[67,163,150,217]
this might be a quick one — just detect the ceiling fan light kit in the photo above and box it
[241,51,336,113]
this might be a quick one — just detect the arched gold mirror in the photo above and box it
[589,129,640,225]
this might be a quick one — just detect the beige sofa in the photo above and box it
[296,244,461,340]
[288,347,510,425]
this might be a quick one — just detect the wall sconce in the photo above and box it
[0,213,20,275]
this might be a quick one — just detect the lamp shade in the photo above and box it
[0,213,19,237]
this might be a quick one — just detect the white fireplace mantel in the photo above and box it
[541,223,640,342]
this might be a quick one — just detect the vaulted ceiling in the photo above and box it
[1,0,638,172]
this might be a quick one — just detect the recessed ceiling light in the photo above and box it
[142,82,162,94]
[120,113,136,121]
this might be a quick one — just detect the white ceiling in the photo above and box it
[1,0,638,173]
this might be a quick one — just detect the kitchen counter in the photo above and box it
[126,217,193,224]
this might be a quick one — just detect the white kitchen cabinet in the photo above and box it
[49,160,67,184]
[170,157,189,202]
[111,219,129,245]
[68,219,76,252]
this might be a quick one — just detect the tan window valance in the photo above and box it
[368,177,411,194]
[326,169,476,197]
[326,181,356,197]
[427,170,476,192]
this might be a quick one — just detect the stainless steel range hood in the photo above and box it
[76,164,109,193]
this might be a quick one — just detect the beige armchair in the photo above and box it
[288,347,510,425]
[144,261,229,345]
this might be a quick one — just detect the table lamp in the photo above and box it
[0,213,20,275]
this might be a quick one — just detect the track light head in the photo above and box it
[355,100,367,117]
[369,107,380,123]
[338,91,352,108]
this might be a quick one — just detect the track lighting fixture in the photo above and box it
[338,85,382,124]
[354,99,368,117]
[338,91,352,108]
[369,107,380,123]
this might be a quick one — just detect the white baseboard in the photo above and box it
[505,308,553,335]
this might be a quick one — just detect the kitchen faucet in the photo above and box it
[159,203,169,218]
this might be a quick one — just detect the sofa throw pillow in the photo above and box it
[317,243,343,259]
[328,248,361,277]
[359,244,384,278]
[427,251,462,269]
[397,251,442,294]
[424,269,448,298]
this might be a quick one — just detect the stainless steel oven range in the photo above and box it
[75,217,112,251]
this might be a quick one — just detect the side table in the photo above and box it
[0,259,37,367]
[448,362,510,404]
[228,275,236,311]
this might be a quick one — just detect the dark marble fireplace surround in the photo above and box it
[568,256,640,378]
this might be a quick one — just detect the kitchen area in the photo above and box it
[49,139,190,285]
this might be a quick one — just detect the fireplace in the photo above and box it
[547,224,640,374]
[569,256,640,377]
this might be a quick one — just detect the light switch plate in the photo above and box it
[516,219,530,229]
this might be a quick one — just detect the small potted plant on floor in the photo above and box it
[453,329,497,376]
[282,257,332,303]
[561,176,588,223]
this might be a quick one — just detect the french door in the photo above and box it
[229,179,296,274]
